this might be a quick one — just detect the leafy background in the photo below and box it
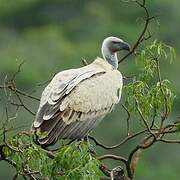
[0,0,179,179]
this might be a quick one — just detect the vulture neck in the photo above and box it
[102,47,118,70]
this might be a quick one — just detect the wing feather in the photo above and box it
[33,58,123,145]
[34,60,108,127]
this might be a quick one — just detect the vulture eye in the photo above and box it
[112,41,120,44]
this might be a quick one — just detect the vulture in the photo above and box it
[32,36,130,146]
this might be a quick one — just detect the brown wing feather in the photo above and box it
[37,108,108,146]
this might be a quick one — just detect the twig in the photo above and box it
[100,164,130,180]
[97,154,127,165]
[119,0,155,64]
[11,60,25,82]
[155,57,169,126]
[14,91,36,116]
[0,85,40,101]
[81,58,88,66]
[158,139,180,144]
[100,164,112,178]
[88,129,147,150]
[135,99,152,134]
[122,104,131,136]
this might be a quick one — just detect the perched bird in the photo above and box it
[32,36,130,146]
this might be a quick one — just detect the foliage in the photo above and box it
[1,132,101,179]
[124,41,176,121]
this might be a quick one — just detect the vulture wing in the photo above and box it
[33,58,123,145]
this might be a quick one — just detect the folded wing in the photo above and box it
[32,58,123,145]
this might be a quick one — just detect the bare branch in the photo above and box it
[0,84,40,101]
[97,154,127,165]
[159,139,180,144]
[13,91,36,116]
[119,0,155,64]
[81,57,89,66]
[11,60,25,82]
[88,129,147,150]
[122,104,131,136]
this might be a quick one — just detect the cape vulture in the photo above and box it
[32,36,130,146]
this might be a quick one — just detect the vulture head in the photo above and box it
[101,36,130,69]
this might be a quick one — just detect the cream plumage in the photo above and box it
[32,36,130,146]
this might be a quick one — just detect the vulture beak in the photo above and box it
[118,41,131,51]
[110,41,131,53]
